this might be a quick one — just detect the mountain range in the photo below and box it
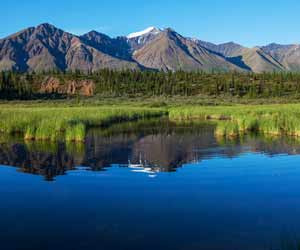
[0,23,299,73]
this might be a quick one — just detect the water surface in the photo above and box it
[1,120,300,250]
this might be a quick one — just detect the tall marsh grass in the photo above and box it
[0,106,166,142]
[4,103,300,142]
[169,104,300,138]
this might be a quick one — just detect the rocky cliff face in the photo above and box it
[40,77,95,96]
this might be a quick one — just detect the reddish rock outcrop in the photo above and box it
[40,77,62,93]
[40,77,95,96]
[67,80,95,96]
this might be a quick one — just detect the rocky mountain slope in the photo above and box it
[132,29,242,71]
[261,43,300,71]
[0,23,140,72]
[1,23,300,73]
[197,40,285,72]
[127,27,162,51]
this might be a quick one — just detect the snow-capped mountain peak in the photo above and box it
[127,27,161,39]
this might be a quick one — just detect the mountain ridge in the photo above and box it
[0,23,300,73]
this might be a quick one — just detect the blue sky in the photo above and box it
[1,0,300,47]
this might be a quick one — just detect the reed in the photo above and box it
[169,104,300,138]
[4,103,300,141]
[0,106,166,142]
[215,121,239,138]
[65,123,86,142]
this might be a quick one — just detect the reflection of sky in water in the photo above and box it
[1,153,300,250]
[1,124,300,249]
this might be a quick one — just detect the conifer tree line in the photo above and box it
[0,71,33,99]
[2,69,300,99]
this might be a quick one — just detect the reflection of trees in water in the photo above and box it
[218,135,300,157]
[1,123,300,180]
[0,143,75,181]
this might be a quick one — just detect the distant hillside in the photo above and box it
[132,29,242,72]
[0,23,300,72]
[0,23,140,72]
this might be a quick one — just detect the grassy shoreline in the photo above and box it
[0,106,166,142]
[169,104,300,138]
[2,100,300,142]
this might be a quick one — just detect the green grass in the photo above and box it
[0,106,166,142]
[169,104,300,138]
[3,101,300,142]
[65,123,86,142]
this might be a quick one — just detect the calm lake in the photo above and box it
[1,119,300,250]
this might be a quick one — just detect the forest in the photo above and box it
[2,70,300,100]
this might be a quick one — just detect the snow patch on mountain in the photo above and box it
[127,27,161,39]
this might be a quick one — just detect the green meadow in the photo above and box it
[0,106,166,142]
[2,102,300,142]
[169,104,300,138]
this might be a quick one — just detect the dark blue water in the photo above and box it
[1,123,300,250]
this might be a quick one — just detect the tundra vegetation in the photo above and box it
[0,107,166,142]
[2,70,300,142]
[168,104,300,138]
